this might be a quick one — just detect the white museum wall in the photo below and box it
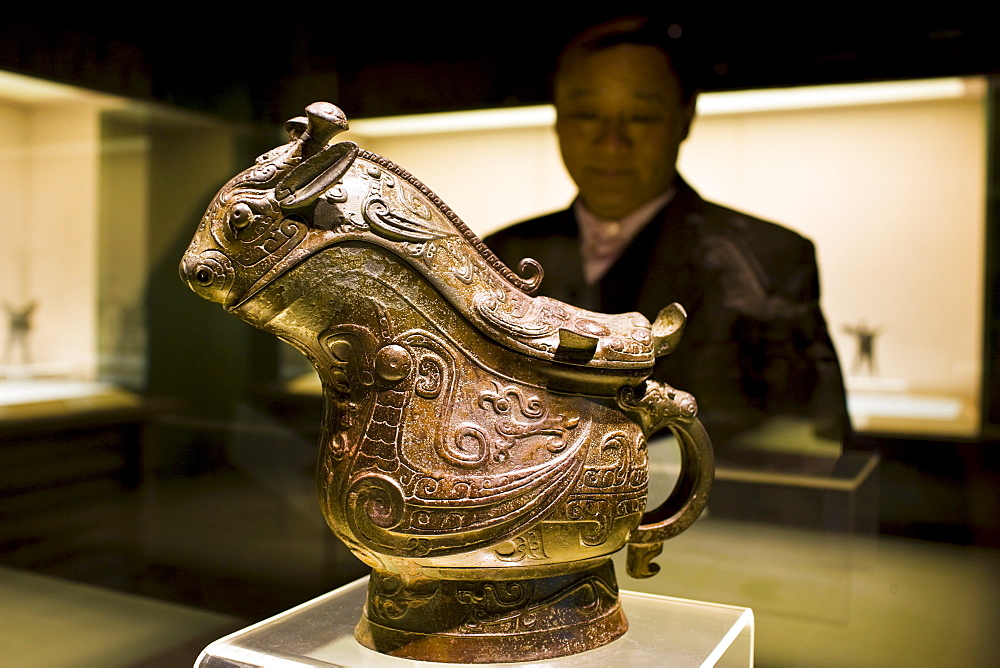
[1,96,102,381]
[347,77,986,434]
[0,101,29,301]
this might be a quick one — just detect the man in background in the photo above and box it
[486,16,849,451]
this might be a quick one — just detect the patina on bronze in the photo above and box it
[180,102,714,663]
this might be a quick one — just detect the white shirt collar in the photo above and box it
[575,187,676,285]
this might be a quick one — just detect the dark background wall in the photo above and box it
[3,8,998,122]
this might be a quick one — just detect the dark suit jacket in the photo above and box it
[485,177,849,447]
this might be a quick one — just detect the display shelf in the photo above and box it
[648,433,879,536]
[197,575,754,667]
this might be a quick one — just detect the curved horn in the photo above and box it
[301,102,349,158]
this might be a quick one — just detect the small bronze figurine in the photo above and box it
[3,300,36,368]
[844,320,882,376]
[180,102,713,663]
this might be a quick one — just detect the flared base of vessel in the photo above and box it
[354,559,627,662]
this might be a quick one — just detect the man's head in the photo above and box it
[554,16,699,220]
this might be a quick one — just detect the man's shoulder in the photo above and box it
[684,188,814,254]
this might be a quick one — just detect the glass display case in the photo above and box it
[0,68,252,399]
[0,67,366,629]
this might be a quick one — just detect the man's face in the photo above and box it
[555,44,696,220]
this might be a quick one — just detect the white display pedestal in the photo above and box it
[197,576,753,667]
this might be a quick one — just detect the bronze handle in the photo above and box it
[626,416,714,578]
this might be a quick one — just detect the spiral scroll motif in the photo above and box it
[358,149,544,294]
[441,425,490,468]
[349,474,406,531]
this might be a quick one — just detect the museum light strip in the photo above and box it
[347,105,557,137]
[0,69,118,104]
[696,77,981,115]
[348,77,981,138]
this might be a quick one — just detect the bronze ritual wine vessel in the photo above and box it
[180,102,714,663]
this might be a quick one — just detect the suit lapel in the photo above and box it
[598,178,705,321]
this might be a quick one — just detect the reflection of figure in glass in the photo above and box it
[3,300,36,366]
[486,16,850,450]
[843,321,882,376]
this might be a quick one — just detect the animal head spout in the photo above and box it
[179,102,357,308]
